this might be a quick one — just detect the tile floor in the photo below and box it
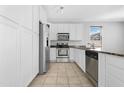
[29,62,94,87]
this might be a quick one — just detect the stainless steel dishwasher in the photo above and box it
[86,50,98,86]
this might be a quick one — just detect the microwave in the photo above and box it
[57,33,69,41]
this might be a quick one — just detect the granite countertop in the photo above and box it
[50,45,124,57]
[70,46,124,57]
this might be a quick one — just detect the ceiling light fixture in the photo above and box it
[57,6,64,14]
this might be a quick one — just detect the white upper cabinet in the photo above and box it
[50,23,84,41]
[76,24,84,41]
[63,24,69,33]
[57,24,61,33]
[69,24,76,40]
[50,24,57,40]
[59,24,64,33]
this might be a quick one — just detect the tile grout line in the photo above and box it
[65,63,70,87]
[56,65,59,86]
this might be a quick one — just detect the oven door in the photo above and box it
[57,48,69,57]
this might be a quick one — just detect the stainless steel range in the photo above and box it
[56,33,70,62]
[56,42,69,58]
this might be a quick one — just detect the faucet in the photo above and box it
[87,43,95,49]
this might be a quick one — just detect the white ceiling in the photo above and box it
[43,5,124,22]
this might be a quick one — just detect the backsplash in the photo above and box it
[50,40,84,46]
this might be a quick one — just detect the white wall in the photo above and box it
[0,5,40,86]
[40,6,47,23]
[84,22,124,53]
[102,22,124,53]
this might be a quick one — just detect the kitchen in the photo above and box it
[1,5,124,87]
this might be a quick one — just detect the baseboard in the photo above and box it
[74,61,85,73]
[27,73,39,87]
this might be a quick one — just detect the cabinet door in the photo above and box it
[72,49,85,72]
[57,24,62,33]
[50,48,56,61]
[70,24,76,40]
[80,50,85,72]
[21,29,33,86]
[74,49,79,64]
[98,53,106,87]
[76,49,80,66]
[64,24,69,33]
[32,33,39,78]
[50,24,57,40]
[69,48,74,62]
[106,54,124,87]
[59,24,64,33]
[75,24,83,41]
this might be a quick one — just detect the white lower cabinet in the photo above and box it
[77,49,85,72]
[80,50,85,72]
[72,48,85,72]
[50,48,56,61]
[70,48,74,62]
[106,54,124,87]
[98,53,124,87]
[98,53,106,87]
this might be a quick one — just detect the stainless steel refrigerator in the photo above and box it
[39,21,50,74]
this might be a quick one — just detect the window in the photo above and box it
[89,26,102,47]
